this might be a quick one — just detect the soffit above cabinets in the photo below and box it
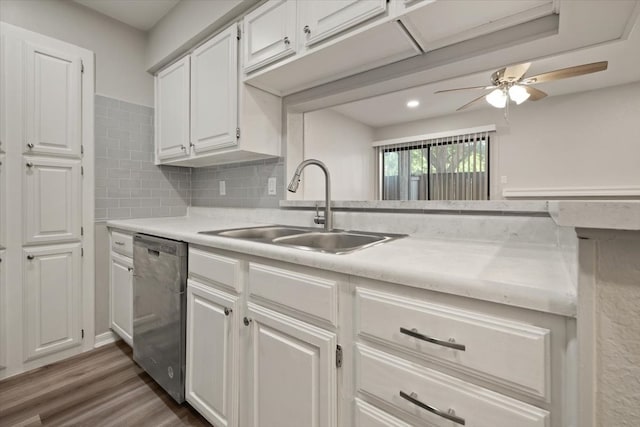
[246,0,638,102]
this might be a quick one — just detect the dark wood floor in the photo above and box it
[0,341,210,427]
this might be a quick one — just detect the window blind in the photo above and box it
[375,130,491,201]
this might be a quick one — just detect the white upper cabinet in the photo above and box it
[191,25,238,154]
[244,0,297,73]
[299,0,387,47]
[155,56,190,162]
[24,42,82,158]
[23,243,82,361]
[23,157,81,245]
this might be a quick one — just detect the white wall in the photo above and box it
[0,0,153,106]
[146,0,257,71]
[374,81,640,199]
[303,109,375,200]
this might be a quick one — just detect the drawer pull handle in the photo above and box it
[399,327,466,351]
[114,241,125,246]
[399,391,465,425]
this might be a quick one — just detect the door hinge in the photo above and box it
[81,329,85,339]
[81,166,84,176]
[237,25,241,40]
[81,61,84,73]
[81,226,84,236]
[81,144,84,155]
[336,345,343,368]
[81,247,84,257]
[236,127,240,139]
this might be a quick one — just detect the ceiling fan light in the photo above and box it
[508,85,530,105]
[486,89,507,108]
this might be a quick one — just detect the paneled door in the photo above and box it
[155,56,190,161]
[190,25,238,154]
[23,243,82,361]
[110,252,133,346]
[0,249,5,370]
[23,42,82,158]
[246,302,337,427]
[0,153,5,248]
[23,156,81,245]
[186,280,239,427]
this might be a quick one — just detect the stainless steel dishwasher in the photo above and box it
[133,234,187,403]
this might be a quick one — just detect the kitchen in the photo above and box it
[0,0,639,426]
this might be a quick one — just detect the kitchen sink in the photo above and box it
[200,225,406,254]
[199,226,309,240]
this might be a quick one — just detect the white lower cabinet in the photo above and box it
[110,251,133,346]
[354,398,410,427]
[246,302,338,427]
[23,243,82,361]
[186,279,239,427]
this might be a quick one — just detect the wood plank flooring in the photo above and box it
[0,341,210,427]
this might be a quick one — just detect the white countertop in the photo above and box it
[107,212,577,317]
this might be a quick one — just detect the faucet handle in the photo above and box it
[314,202,325,225]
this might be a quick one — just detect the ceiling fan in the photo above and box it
[435,61,608,111]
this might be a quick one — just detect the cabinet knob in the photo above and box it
[181,145,187,151]
[26,162,34,168]
[127,267,133,272]
[27,143,34,149]
[243,317,252,326]
[303,25,311,35]
[27,255,34,260]
[283,36,290,46]
[224,307,232,316]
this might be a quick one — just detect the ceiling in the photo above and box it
[73,0,180,31]
[331,6,640,128]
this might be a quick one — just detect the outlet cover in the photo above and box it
[219,180,226,196]
[268,177,277,195]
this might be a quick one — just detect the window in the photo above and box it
[377,130,491,201]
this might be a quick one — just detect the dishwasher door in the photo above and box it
[133,234,187,403]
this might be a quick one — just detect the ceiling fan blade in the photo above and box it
[524,86,548,101]
[435,85,495,93]
[457,93,489,111]
[522,61,608,84]
[503,62,531,81]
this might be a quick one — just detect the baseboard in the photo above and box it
[94,330,121,348]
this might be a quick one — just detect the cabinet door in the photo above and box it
[0,154,5,248]
[24,42,82,158]
[156,56,190,161]
[23,157,81,245]
[191,25,238,154]
[244,0,297,73]
[186,280,239,427]
[23,243,82,361]
[247,302,337,427]
[110,252,133,346]
[0,250,5,370]
[300,0,387,47]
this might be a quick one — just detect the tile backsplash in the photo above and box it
[95,95,190,220]
[95,95,284,219]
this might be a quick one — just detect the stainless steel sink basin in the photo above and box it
[200,225,406,254]
[199,226,309,240]
[273,231,391,254]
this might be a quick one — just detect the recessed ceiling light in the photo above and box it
[406,100,420,108]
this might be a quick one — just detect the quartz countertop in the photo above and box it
[107,211,577,317]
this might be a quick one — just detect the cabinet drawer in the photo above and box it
[111,230,133,257]
[355,288,550,398]
[188,248,239,292]
[249,263,338,325]
[355,398,410,427]
[356,345,550,427]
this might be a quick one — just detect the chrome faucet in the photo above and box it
[287,159,333,231]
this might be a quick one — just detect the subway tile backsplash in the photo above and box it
[95,95,284,220]
[95,95,190,220]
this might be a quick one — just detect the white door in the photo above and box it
[23,156,81,245]
[24,41,82,158]
[23,243,82,361]
[156,56,190,161]
[299,0,387,47]
[243,0,297,73]
[191,25,238,153]
[0,249,5,370]
[247,302,338,427]
[0,154,5,248]
[110,252,133,346]
[186,280,239,427]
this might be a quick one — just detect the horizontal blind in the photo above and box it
[375,130,491,201]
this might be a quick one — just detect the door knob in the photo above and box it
[243,317,252,326]
[224,307,232,316]
[303,25,310,35]
[284,36,290,46]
